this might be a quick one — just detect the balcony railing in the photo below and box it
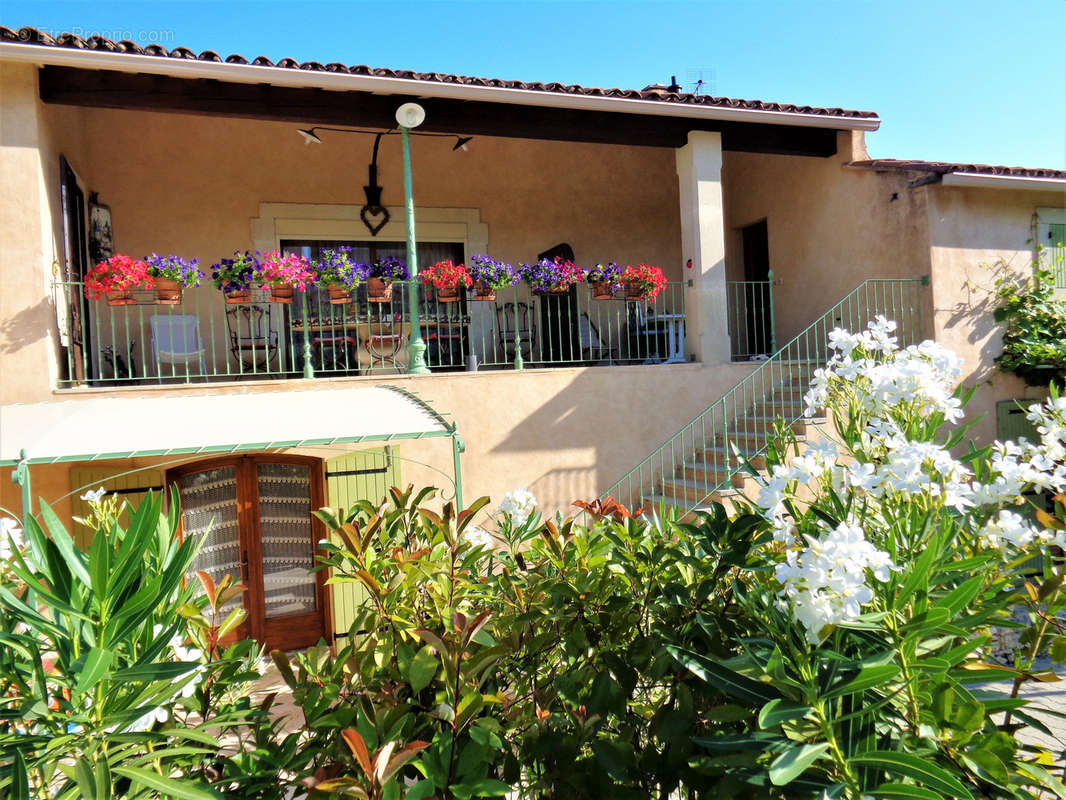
[51,280,690,386]
[726,276,776,361]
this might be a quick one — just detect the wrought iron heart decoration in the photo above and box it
[360,204,390,236]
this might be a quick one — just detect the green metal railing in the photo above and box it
[727,274,776,360]
[52,280,691,386]
[600,277,928,515]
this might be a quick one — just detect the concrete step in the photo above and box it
[660,477,728,503]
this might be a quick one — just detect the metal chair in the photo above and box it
[311,335,359,373]
[495,301,535,364]
[225,304,278,373]
[150,315,206,380]
[579,312,614,364]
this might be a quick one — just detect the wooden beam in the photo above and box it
[38,66,838,156]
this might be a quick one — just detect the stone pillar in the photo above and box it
[675,131,730,364]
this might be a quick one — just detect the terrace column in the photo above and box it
[676,131,730,364]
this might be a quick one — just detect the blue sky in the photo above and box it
[6,0,1065,168]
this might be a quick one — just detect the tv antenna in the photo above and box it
[686,67,717,96]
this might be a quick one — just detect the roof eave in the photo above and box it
[0,42,881,132]
[940,172,1066,192]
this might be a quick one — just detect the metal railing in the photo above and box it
[601,277,928,515]
[727,275,776,361]
[51,280,690,386]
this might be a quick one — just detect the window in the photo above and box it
[1037,208,1066,291]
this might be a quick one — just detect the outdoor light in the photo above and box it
[297,128,322,145]
[395,102,426,129]
[453,136,473,152]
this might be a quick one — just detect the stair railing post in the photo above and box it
[767,269,777,356]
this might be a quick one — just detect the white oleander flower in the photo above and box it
[80,487,106,503]
[977,509,1063,554]
[462,526,494,550]
[0,517,24,561]
[498,489,537,524]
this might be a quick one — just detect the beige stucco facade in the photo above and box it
[3,58,1066,530]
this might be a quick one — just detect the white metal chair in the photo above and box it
[150,314,206,380]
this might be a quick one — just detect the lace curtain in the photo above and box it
[180,466,241,615]
[257,462,316,618]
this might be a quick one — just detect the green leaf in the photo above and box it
[112,766,221,800]
[849,752,974,800]
[667,646,780,704]
[934,575,984,616]
[40,500,92,588]
[591,740,634,781]
[75,757,98,799]
[11,749,29,800]
[758,699,811,729]
[408,645,438,694]
[959,750,1007,788]
[75,648,114,694]
[824,665,900,700]
[111,661,199,684]
[870,783,942,799]
[769,742,830,785]
[1015,761,1066,799]
[88,527,111,601]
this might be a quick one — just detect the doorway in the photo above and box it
[740,219,772,357]
[168,455,329,650]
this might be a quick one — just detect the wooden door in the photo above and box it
[169,455,329,651]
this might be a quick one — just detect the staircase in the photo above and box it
[601,278,928,517]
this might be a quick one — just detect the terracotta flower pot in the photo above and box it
[367,277,393,303]
[327,283,353,305]
[154,278,183,305]
[473,281,497,301]
[534,285,571,295]
[107,288,135,306]
[270,284,295,304]
[590,281,616,300]
[436,285,460,303]
[625,282,647,301]
[223,284,251,304]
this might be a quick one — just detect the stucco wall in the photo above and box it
[722,132,933,344]
[927,185,1066,445]
[0,361,757,526]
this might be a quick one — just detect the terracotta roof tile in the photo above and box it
[0,24,879,121]
[851,158,1066,181]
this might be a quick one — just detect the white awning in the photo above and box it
[0,385,452,465]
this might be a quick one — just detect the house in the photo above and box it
[1,26,1064,649]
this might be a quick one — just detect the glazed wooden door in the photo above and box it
[170,456,328,650]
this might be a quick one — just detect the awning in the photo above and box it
[0,384,453,465]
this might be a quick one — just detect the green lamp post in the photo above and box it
[396,102,430,375]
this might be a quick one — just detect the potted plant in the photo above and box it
[621,263,667,302]
[366,256,409,302]
[421,259,472,303]
[145,253,204,305]
[211,250,260,304]
[586,261,622,300]
[993,259,1066,385]
[467,254,516,301]
[520,257,586,294]
[315,246,368,305]
[83,254,153,306]
[258,250,315,304]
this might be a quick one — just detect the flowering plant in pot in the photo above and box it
[211,250,260,303]
[420,259,472,302]
[586,261,622,299]
[84,254,153,306]
[366,255,409,302]
[621,262,667,302]
[315,246,368,305]
[145,253,204,305]
[520,257,586,294]
[258,250,315,304]
[467,254,516,300]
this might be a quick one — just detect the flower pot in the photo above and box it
[534,286,571,295]
[436,285,460,303]
[107,288,135,306]
[154,278,183,305]
[223,284,251,304]
[590,281,616,300]
[367,277,393,303]
[473,281,497,301]
[625,282,647,301]
[270,284,295,304]
[327,283,353,305]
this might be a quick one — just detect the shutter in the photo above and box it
[69,466,164,549]
[324,446,401,638]
[996,400,1039,443]
[1048,223,1066,290]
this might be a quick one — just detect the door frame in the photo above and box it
[167,453,333,650]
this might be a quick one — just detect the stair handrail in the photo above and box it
[600,276,929,515]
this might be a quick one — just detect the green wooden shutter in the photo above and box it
[324,447,401,639]
[69,466,164,549]
[996,400,1039,443]
[1047,223,1066,290]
